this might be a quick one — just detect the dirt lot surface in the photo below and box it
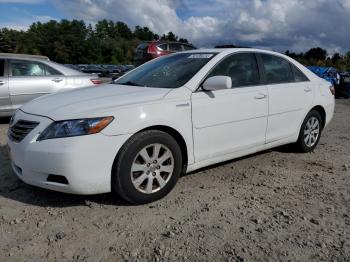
[0,100,349,262]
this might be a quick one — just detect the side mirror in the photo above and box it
[202,76,232,91]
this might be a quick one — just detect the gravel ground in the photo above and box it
[0,100,349,262]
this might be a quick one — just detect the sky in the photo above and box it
[0,0,350,54]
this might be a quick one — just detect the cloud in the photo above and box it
[13,0,350,53]
[0,14,55,31]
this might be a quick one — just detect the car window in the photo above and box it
[0,59,4,77]
[291,64,309,82]
[136,43,148,51]
[45,65,62,76]
[169,43,182,52]
[261,54,294,84]
[10,60,46,77]
[116,52,217,88]
[157,44,168,51]
[207,53,260,88]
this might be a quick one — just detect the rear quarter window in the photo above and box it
[291,64,309,82]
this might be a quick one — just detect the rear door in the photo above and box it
[258,53,314,143]
[8,59,65,109]
[0,59,12,113]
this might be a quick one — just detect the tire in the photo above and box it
[295,110,323,153]
[112,130,183,204]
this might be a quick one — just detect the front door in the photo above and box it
[191,52,268,162]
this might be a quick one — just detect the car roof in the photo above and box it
[181,48,283,55]
[0,53,49,60]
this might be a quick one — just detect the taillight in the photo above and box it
[329,85,335,95]
[91,79,103,85]
[147,44,157,55]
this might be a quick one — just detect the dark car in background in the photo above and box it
[307,66,349,99]
[102,64,123,76]
[339,72,350,98]
[134,41,197,66]
[122,64,135,72]
[81,64,109,77]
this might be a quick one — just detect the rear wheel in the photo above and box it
[112,130,182,204]
[295,110,323,152]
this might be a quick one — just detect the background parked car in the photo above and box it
[306,66,348,98]
[111,65,136,80]
[339,72,350,98]
[79,64,109,77]
[122,64,135,72]
[134,41,197,66]
[63,64,82,71]
[307,66,339,85]
[101,64,123,76]
[0,53,102,117]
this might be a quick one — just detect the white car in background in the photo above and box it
[7,49,334,204]
[0,53,102,117]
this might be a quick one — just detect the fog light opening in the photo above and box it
[47,175,69,185]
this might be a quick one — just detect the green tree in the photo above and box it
[134,26,156,41]
[0,19,189,64]
[304,47,327,61]
[0,28,24,53]
[161,31,178,41]
[115,21,132,39]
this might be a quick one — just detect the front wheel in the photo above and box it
[112,130,183,204]
[295,110,323,153]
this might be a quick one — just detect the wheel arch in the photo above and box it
[310,105,326,129]
[136,125,189,172]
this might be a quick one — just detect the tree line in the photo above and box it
[0,19,189,64]
[0,19,350,71]
[285,47,350,72]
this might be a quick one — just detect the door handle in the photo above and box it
[254,93,267,100]
[0,80,5,85]
[52,78,63,83]
[304,87,312,92]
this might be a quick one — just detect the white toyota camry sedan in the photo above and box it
[7,49,334,204]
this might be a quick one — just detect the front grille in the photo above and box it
[8,120,39,142]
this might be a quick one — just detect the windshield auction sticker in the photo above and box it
[188,54,214,59]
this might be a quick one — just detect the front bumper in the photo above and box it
[7,110,131,195]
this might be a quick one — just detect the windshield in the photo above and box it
[115,52,217,88]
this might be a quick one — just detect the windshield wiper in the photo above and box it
[117,81,144,87]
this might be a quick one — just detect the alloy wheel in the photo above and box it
[304,116,320,148]
[130,143,174,194]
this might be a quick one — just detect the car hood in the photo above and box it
[21,84,172,120]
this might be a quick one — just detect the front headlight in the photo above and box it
[37,116,114,141]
